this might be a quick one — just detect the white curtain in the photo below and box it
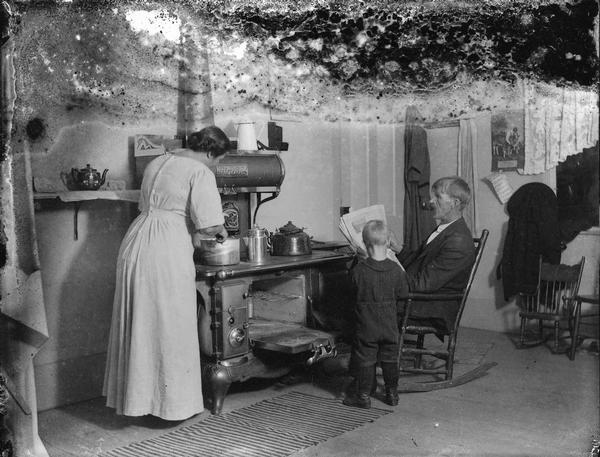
[458,118,478,235]
[522,82,599,175]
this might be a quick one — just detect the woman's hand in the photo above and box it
[214,225,229,243]
[193,224,229,247]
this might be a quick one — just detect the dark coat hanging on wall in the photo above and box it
[498,182,562,301]
[398,114,436,263]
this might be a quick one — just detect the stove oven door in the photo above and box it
[199,279,250,360]
[249,319,336,360]
[248,272,337,363]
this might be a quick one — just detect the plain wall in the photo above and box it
[32,122,178,411]
[31,110,599,410]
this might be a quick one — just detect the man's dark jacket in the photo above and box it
[398,217,475,333]
[498,182,561,301]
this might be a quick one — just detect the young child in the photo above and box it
[344,219,408,408]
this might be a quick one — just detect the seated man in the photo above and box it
[392,176,476,335]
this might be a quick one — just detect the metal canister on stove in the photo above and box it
[245,225,270,263]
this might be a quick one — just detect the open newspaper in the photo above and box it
[339,204,403,269]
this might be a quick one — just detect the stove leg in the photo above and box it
[204,363,231,415]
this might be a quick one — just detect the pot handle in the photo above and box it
[267,231,274,253]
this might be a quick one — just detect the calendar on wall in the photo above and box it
[491,110,525,172]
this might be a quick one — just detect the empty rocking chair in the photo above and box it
[397,229,496,392]
[518,256,585,355]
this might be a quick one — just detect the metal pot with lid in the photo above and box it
[195,236,240,266]
[271,221,312,256]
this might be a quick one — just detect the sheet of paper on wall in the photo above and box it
[134,135,183,157]
[484,172,514,204]
[338,204,404,270]
[134,135,182,188]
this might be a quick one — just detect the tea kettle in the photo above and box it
[271,221,312,256]
[71,164,108,191]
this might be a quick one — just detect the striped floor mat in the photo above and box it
[100,391,392,457]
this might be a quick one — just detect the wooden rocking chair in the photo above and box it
[397,229,495,392]
[518,256,585,355]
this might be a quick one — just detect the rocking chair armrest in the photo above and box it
[404,292,464,302]
[561,296,577,307]
[518,291,538,298]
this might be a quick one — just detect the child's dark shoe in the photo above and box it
[343,393,371,409]
[384,387,399,406]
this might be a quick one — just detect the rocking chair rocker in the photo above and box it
[397,229,495,392]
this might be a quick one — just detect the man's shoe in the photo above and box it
[343,393,371,409]
[384,387,399,406]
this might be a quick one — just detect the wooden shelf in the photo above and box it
[34,190,140,203]
[33,190,140,240]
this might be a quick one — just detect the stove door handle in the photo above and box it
[216,269,234,280]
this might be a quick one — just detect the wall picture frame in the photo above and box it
[491,110,525,171]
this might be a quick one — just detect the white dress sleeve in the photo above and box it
[138,182,148,212]
[189,166,224,230]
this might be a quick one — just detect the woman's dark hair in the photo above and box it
[187,126,230,158]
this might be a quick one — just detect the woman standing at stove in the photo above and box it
[103,126,229,420]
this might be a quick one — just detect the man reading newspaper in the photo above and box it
[339,176,475,336]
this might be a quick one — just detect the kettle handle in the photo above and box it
[100,169,109,186]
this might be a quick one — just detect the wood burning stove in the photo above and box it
[194,151,353,414]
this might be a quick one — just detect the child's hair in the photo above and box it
[362,220,389,248]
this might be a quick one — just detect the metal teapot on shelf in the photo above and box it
[71,164,108,191]
[270,221,312,256]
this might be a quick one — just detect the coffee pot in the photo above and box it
[245,225,270,263]
[71,164,108,191]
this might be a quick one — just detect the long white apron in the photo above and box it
[103,154,224,420]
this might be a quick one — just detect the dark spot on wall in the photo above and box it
[25,118,46,141]
[0,234,7,269]
[8,1,598,122]
[1,3,10,47]
[218,0,598,93]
